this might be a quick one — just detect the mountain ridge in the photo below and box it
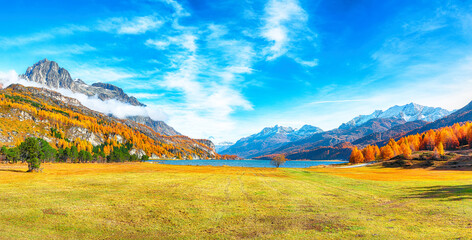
[340,103,450,129]
[221,124,323,158]
[20,59,145,106]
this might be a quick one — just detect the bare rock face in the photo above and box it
[91,82,142,106]
[22,59,74,88]
[126,115,180,136]
[20,59,145,107]
[129,148,146,158]
[66,127,104,146]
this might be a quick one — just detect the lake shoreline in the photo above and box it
[146,159,348,168]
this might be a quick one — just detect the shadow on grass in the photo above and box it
[405,185,472,201]
[0,169,26,173]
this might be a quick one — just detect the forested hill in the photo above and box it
[0,84,219,161]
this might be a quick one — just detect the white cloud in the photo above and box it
[130,93,164,99]
[0,25,90,48]
[145,20,257,140]
[159,0,190,17]
[146,34,197,52]
[293,57,318,67]
[34,44,96,56]
[98,16,163,35]
[261,0,309,60]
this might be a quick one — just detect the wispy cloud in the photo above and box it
[146,34,197,52]
[68,65,136,83]
[309,99,369,105]
[159,0,189,17]
[142,1,259,140]
[293,57,318,67]
[0,25,90,48]
[98,16,163,35]
[261,0,309,60]
[130,93,164,99]
[34,44,96,56]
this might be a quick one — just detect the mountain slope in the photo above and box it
[126,115,180,136]
[17,59,181,136]
[221,125,323,158]
[0,84,217,159]
[267,118,407,156]
[371,100,472,145]
[352,120,428,147]
[340,103,450,129]
[408,101,472,135]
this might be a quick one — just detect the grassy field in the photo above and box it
[0,163,471,239]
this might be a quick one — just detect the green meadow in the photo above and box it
[0,163,471,239]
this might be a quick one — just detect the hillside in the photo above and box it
[18,59,180,136]
[0,84,217,160]
[352,120,428,147]
[349,119,472,166]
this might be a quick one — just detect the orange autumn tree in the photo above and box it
[350,122,472,163]
[380,145,395,160]
[349,147,364,163]
[362,146,376,162]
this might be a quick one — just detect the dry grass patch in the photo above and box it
[310,165,472,181]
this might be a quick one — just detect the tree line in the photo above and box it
[0,137,150,172]
[350,122,472,164]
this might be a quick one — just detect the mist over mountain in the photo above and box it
[1,59,181,137]
[20,59,145,106]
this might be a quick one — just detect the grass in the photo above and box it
[0,163,471,239]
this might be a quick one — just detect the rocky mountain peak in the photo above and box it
[22,58,74,89]
[296,125,323,135]
[221,123,324,158]
[92,82,125,94]
[340,103,451,129]
[19,59,145,107]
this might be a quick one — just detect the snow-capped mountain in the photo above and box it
[214,141,234,153]
[221,125,323,158]
[340,103,451,129]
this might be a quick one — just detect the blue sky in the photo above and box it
[1,0,472,142]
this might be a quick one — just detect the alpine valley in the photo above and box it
[0,59,219,160]
[222,103,455,160]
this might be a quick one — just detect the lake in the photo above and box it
[146,159,347,168]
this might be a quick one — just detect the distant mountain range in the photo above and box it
[226,103,452,160]
[214,142,234,153]
[221,125,323,158]
[18,59,180,137]
[339,103,451,129]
